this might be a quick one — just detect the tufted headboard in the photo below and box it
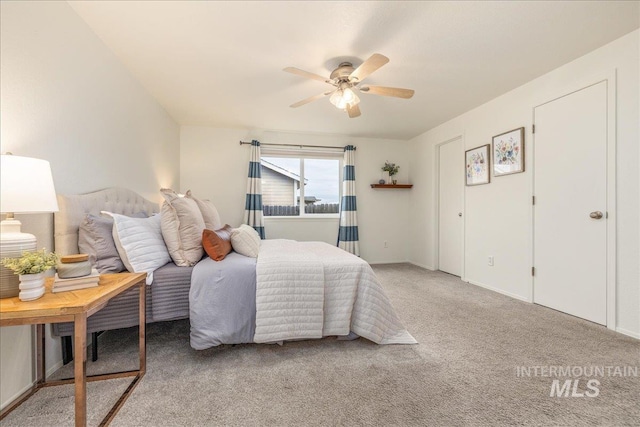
[54,188,159,256]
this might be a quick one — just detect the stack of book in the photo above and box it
[52,268,100,293]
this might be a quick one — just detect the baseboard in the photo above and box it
[0,381,34,412]
[466,279,530,303]
[616,327,640,340]
[1,358,62,411]
[368,260,410,266]
[408,262,435,271]
[402,268,638,340]
[46,360,63,378]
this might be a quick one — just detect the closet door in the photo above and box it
[533,81,607,325]
[438,137,463,276]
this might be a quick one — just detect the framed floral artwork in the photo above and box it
[492,127,524,177]
[465,144,490,186]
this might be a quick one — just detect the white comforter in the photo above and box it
[254,239,417,345]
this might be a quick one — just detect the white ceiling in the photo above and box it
[68,1,639,140]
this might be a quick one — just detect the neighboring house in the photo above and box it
[297,196,321,206]
[260,159,306,206]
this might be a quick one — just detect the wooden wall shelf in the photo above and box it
[370,184,413,189]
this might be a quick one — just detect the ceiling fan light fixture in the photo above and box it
[329,87,359,110]
[342,87,356,103]
[329,89,347,109]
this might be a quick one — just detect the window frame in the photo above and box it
[261,150,343,219]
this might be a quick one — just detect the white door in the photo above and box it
[533,82,607,325]
[438,137,463,276]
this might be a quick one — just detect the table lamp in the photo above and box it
[0,154,59,298]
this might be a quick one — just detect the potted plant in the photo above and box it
[2,249,58,301]
[382,161,400,185]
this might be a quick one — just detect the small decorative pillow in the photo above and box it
[160,188,206,267]
[78,212,147,273]
[202,225,233,261]
[101,212,170,285]
[230,224,261,258]
[185,190,222,231]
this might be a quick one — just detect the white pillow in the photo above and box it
[160,188,206,267]
[101,212,170,285]
[230,224,261,258]
[185,190,222,231]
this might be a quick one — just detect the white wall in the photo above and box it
[408,30,639,338]
[0,1,180,409]
[180,127,411,264]
[2,4,636,415]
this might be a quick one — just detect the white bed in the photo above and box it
[52,187,416,352]
[52,188,193,339]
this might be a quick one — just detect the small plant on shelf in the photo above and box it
[382,161,400,184]
[2,249,58,276]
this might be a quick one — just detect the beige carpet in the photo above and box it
[2,264,639,426]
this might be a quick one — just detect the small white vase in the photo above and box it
[18,272,46,301]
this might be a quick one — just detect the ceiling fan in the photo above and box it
[284,53,415,118]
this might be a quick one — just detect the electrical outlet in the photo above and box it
[384,241,388,248]
[488,256,494,266]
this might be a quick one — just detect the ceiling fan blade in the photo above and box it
[283,67,331,84]
[346,103,361,118]
[290,91,333,108]
[349,53,389,83]
[360,85,414,99]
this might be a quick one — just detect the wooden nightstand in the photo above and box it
[0,273,147,427]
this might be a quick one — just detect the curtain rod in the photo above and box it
[239,141,355,150]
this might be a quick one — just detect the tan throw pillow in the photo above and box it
[185,190,222,231]
[202,225,233,261]
[160,188,205,267]
[230,224,261,258]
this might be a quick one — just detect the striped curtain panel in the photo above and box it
[337,145,359,256]
[244,140,265,239]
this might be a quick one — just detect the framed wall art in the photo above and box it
[492,127,524,177]
[465,144,490,186]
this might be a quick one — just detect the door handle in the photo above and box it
[589,211,603,219]
[458,212,462,217]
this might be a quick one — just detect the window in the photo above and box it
[261,155,341,217]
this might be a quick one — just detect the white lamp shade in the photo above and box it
[1,155,59,213]
[329,90,342,107]
[342,88,355,103]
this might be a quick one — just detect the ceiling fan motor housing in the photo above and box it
[330,62,356,82]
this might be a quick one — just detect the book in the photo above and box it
[53,276,100,287]
[52,281,99,293]
[54,269,100,285]
[52,269,101,292]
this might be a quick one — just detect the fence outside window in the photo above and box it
[263,203,339,216]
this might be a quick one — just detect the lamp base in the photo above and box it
[0,218,37,299]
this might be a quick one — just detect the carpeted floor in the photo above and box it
[2,264,639,426]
